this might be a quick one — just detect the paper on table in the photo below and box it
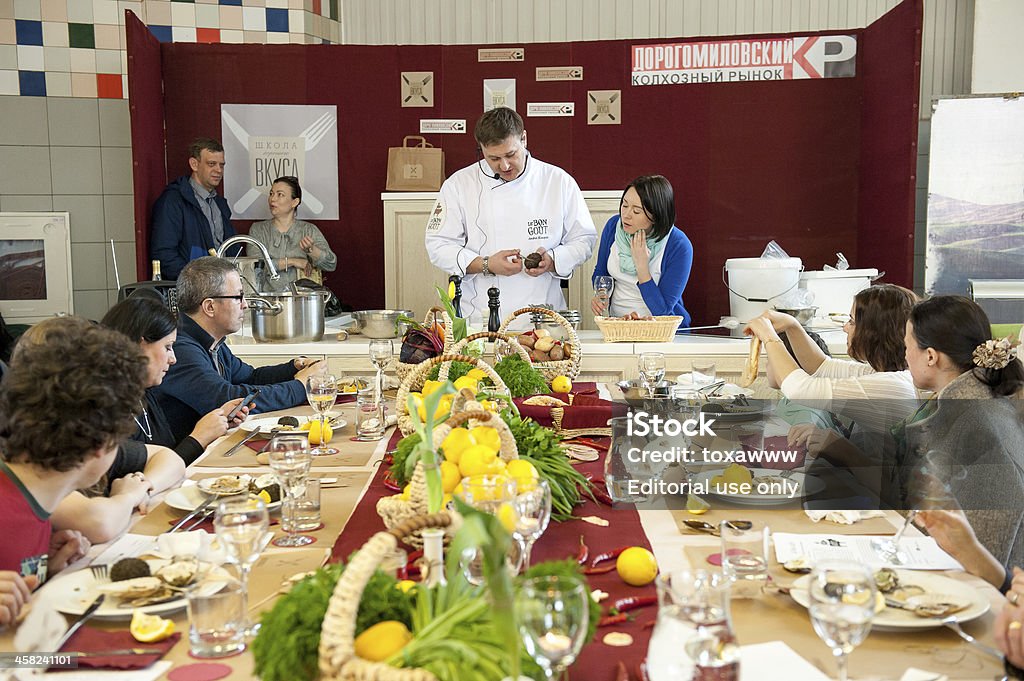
[92,534,158,565]
[805,509,886,525]
[739,641,830,680]
[773,532,963,570]
[12,661,172,681]
[900,669,948,681]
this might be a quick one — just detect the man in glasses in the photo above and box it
[153,257,325,447]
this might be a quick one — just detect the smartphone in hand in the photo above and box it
[227,388,261,420]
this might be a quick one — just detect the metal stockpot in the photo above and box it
[249,290,329,343]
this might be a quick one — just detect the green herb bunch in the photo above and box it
[494,355,550,397]
[389,432,421,488]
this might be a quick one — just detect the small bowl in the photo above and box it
[773,306,818,326]
[617,379,675,407]
[352,310,413,338]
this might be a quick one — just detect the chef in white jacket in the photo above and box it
[425,107,596,328]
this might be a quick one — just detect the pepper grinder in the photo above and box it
[449,274,462,318]
[487,287,501,332]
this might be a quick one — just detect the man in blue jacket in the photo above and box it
[153,257,326,446]
[150,138,241,280]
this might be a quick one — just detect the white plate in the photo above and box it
[692,468,824,506]
[790,570,990,631]
[165,484,280,513]
[53,559,229,620]
[238,415,310,434]
[701,401,773,423]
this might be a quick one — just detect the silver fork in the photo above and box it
[779,469,796,479]
[89,563,109,582]
[942,616,1005,661]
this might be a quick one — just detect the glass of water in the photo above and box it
[594,276,614,315]
[186,577,246,658]
[808,560,877,681]
[268,436,315,547]
[213,497,269,638]
[638,352,666,397]
[516,575,590,680]
[720,521,770,599]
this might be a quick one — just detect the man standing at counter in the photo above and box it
[153,257,326,446]
[425,107,596,325]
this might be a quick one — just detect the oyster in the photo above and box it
[155,561,197,588]
[874,567,899,593]
[97,576,165,599]
[783,557,812,574]
[904,593,970,618]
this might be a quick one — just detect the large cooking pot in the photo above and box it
[249,290,329,343]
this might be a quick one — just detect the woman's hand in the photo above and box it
[192,405,233,446]
[299,235,318,259]
[995,591,1024,667]
[760,309,800,333]
[630,231,652,281]
[48,529,91,574]
[110,472,153,513]
[743,317,783,343]
[0,571,37,627]
[786,423,838,459]
[591,295,608,316]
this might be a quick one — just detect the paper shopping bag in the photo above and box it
[385,135,445,191]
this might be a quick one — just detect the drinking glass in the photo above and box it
[692,360,717,388]
[720,521,770,599]
[808,560,877,681]
[305,374,338,456]
[186,577,246,658]
[594,276,614,315]
[267,436,315,547]
[368,339,393,399]
[213,497,269,638]
[638,352,666,397]
[516,575,590,680]
[648,570,738,681]
[355,387,386,441]
[457,474,519,585]
[512,478,551,570]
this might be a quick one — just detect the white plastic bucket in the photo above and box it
[723,257,803,324]
[799,268,878,319]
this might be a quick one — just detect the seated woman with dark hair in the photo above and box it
[590,175,693,327]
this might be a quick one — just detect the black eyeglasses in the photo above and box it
[207,293,245,302]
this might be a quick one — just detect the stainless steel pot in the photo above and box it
[249,290,329,343]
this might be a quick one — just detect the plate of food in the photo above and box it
[238,415,310,434]
[177,475,281,511]
[691,466,824,506]
[790,568,990,631]
[700,398,773,423]
[53,558,230,620]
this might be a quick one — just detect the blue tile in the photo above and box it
[15,20,43,46]
[219,0,242,5]
[18,71,46,96]
[149,25,173,42]
[266,8,288,32]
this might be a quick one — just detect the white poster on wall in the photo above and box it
[925,97,1024,296]
[221,104,338,220]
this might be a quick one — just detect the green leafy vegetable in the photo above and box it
[493,355,550,397]
[426,360,474,382]
[390,432,422,488]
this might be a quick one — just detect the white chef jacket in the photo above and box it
[425,154,597,327]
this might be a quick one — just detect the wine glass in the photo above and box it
[305,374,338,456]
[516,575,590,680]
[213,496,269,638]
[808,560,877,681]
[638,352,666,397]
[369,339,393,396]
[267,436,315,547]
[512,477,551,570]
[594,276,614,315]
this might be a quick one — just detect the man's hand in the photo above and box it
[489,249,523,276]
[48,530,91,574]
[0,572,37,628]
[295,359,327,383]
[523,247,554,277]
[110,472,154,514]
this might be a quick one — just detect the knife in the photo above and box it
[67,648,165,657]
[53,595,106,652]
[223,429,261,457]
[168,496,217,533]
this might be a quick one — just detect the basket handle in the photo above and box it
[450,331,531,364]
[395,353,509,417]
[387,511,452,540]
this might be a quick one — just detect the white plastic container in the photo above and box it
[799,268,878,318]
[724,257,803,325]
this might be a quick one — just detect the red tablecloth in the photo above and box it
[331,432,656,681]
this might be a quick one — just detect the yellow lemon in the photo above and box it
[441,427,474,465]
[299,420,314,431]
[453,376,480,393]
[506,459,539,480]
[723,464,752,485]
[440,460,461,493]
[710,475,725,487]
[496,503,518,534]
[686,494,710,515]
[354,620,413,662]
[513,476,539,493]
[396,580,417,593]
[256,490,272,505]
[442,493,453,508]
[422,380,445,397]
[616,547,659,587]
[470,426,501,454]
[130,611,175,643]
[458,444,497,478]
[466,368,488,380]
[307,420,333,445]
[401,484,411,501]
[480,400,499,413]
[551,375,572,394]
[486,458,508,476]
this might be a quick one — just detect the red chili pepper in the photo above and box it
[588,480,615,506]
[576,535,589,565]
[572,437,610,452]
[590,546,628,568]
[613,596,658,613]
[642,620,656,630]
[396,565,408,580]
[598,613,629,627]
[583,563,617,575]
[406,549,424,564]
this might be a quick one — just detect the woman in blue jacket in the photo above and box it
[590,175,693,327]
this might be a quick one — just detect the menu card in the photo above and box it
[773,532,963,570]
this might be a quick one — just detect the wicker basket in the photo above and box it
[447,330,532,368]
[544,393,613,439]
[319,513,453,681]
[594,315,682,342]
[498,307,582,382]
[376,409,517,546]
[394,353,510,436]
[394,307,453,387]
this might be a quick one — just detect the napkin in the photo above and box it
[154,530,225,564]
[900,669,948,681]
[12,662,173,681]
[738,641,830,680]
[57,626,179,670]
[804,509,886,525]
[514,391,626,431]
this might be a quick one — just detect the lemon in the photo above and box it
[396,580,417,593]
[470,426,502,454]
[417,394,453,423]
[307,420,333,445]
[130,610,175,643]
[506,459,539,480]
[401,484,411,501]
[453,376,480,393]
[496,503,518,533]
[551,375,572,394]
[458,444,497,477]
[685,494,710,515]
[723,463,752,485]
[299,420,314,431]
[710,475,725,487]
[513,476,539,493]
[440,460,461,493]
[453,482,464,497]
[354,620,413,662]
[421,380,445,397]
[486,459,508,476]
[440,428,474,465]
[466,368,488,380]
[616,547,659,586]
[256,489,272,504]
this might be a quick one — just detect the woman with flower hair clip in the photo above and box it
[898,295,1024,576]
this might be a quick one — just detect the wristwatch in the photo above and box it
[481,255,493,276]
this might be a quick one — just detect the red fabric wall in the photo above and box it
[130,3,921,321]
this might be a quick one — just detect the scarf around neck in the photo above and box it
[615,216,666,275]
